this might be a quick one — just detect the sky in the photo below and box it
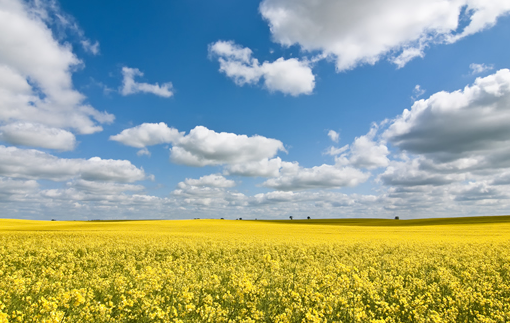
[1,0,510,220]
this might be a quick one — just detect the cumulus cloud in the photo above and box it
[451,181,509,202]
[171,174,377,211]
[209,40,315,96]
[335,125,389,170]
[252,190,298,204]
[331,125,389,169]
[109,122,183,148]
[172,175,245,208]
[0,177,39,201]
[120,67,173,97]
[180,174,236,188]
[0,145,147,182]
[368,69,510,212]
[250,190,379,210]
[327,130,339,143]
[224,157,294,177]
[260,0,510,71]
[0,0,114,135]
[111,123,286,169]
[384,69,510,166]
[170,126,285,167]
[40,183,148,206]
[136,148,151,157]
[470,63,494,75]
[349,128,389,169]
[262,163,369,191]
[0,122,76,151]
[30,190,173,220]
[69,179,144,194]
[173,185,228,199]
[40,180,146,204]
[491,172,510,185]
[377,158,465,187]
[173,191,245,208]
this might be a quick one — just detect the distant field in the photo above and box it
[262,214,510,226]
[1,216,509,322]
[2,214,510,231]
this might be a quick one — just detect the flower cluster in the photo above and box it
[0,219,509,322]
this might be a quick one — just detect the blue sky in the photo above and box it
[1,0,510,220]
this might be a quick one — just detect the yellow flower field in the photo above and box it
[1,217,509,322]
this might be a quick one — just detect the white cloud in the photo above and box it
[40,183,147,205]
[31,191,175,219]
[392,46,426,69]
[224,157,294,177]
[491,172,510,185]
[383,69,510,166]
[111,124,286,168]
[173,190,242,208]
[260,58,315,96]
[470,63,494,75]
[170,126,285,167]
[0,145,147,182]
[327,130,339,143]
[249,190,379,210]
[173,185,228,199]
[79,157,148,183]
[324,145,349,156]
[66,180,144,195]
[81,40,99,55]
[136,148,151,157]
[376,180,509,212]
[0,177,38,201]
[412,85,425,100]
[120,67,173,98]
[262,163,369,191]
[109,122,183,148]
[210,40,253,63]
[377,158,465,187]
[75,179,143,193]
[0,122,76,151]
[32,0,101,56]
[260,0,510,71]
[180,174,236,188]
[252,190,298,204]
[0,0,114,135]
[330,125,389,169]
[452,181,508,202]
[172,175,246,208]
[446,1,510,42]
[343,125,389,169]
[368,69,510,213]
[209,40,315,96]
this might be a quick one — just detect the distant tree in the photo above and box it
[51,219,56,221]
[239,218,242,220]
[395,216,399,220]
[289,216,293,220]
[220,218,224,220]
[307,216,311,220]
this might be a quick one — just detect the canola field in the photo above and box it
[1,217,510,323]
